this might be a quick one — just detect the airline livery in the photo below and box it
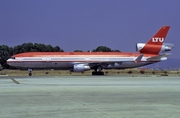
[7,26,174,76]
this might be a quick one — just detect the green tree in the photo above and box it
[53,46,61,52]
[13,42,64,54]
[92,46,120,52]
[0,45,12,69]
[0,63,3,71]
[92,46,112,52]
[112,49,121,52]
[74,50,83,52]
[0,43,64,69]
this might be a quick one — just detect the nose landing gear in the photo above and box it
[28,69,32,76]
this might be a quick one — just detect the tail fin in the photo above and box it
[139,26,170,54]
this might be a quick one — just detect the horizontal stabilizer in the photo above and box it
[147,53,171,61]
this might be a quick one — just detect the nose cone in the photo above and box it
[7,59,13,66]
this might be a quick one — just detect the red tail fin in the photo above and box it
[139,26,170,54]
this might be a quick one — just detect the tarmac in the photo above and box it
[0,75,180,118]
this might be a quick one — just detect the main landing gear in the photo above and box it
[28,69,32,76]
[92,71,104,75]
[92,66,104,75]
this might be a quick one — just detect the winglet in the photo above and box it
[134,55,143,63]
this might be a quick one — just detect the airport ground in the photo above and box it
[0,69,180,76]
[0,75,180,118]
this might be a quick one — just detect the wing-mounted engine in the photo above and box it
[72,64,90,72]
[136,43,174,54]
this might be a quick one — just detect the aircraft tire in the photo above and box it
[29,73,32,76]
[92,71,96,75]
[92,71,104,75]
[100,72,104,75]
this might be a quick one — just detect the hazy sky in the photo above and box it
[0,0,179,58]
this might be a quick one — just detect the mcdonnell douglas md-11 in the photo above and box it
[7,26,174,76]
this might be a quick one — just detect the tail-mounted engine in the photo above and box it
[161,43,174,52]
[136,43,174,54]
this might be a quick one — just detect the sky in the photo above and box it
[0,0,180,58]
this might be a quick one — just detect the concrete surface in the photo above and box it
[0,76,180,118]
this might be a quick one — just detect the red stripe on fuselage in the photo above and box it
[12,52,157,58]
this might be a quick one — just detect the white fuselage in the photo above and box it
[7,56,156,70]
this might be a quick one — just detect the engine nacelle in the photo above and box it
[73,64,90,72]
[136,43,174,54]
[161,43,174,53]
[136,43,145,52]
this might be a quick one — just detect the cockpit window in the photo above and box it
[10,57,15,59]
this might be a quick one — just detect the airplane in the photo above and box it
[7,26,174,76]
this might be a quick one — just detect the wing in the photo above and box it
[88,55,143,68]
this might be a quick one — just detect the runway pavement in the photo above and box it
[0,75,180,118]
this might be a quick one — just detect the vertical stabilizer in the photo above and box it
[139,26,170,54]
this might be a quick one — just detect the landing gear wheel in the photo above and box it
[92,71,104,75]
[29,72,32,76]
[100,72,104,75]
[28,69,32,76]
[92,71,96,75]
[92,66,104,75]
